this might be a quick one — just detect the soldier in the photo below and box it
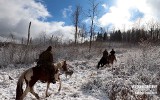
[108,49,117,65]
[97,49,109,69]
[103,49,108,58]
[110,49,115,55]
[37,46,56,84]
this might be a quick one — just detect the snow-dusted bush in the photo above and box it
[114,39,160,99]
[0,42,104,67]
[0,44,39,66]
[78,40,160,100]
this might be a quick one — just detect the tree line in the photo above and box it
[96,26,160,44]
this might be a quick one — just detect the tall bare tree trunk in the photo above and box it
[75,24,78,44]
[72,5,81,45]
[27,22,31,46]
[89,19,94,52]
[24,21,31,63]
[88,0,99,52]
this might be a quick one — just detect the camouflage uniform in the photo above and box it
[37,46,56,84]
[110,49,115,55]
[103,49,108,58]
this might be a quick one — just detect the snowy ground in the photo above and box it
[0,58,111,100]
[0,47,160,100]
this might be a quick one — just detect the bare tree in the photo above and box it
[38,31,47,46]
[72,5,82,44]
[80,24,87,43]
[27,22,31,45]
[88,0,99,52]
[49,35,53,45]
[24,21,32,63]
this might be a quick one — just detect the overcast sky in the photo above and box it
[0,0,160,42]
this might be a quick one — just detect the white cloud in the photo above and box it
[102,4,107,9]
[62,6,72,18]
[0,0,74,42]
[99,6,131,29]
[98,0,160,31]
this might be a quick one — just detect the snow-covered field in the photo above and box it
[0,47,160,100]
[0,58,111,100]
